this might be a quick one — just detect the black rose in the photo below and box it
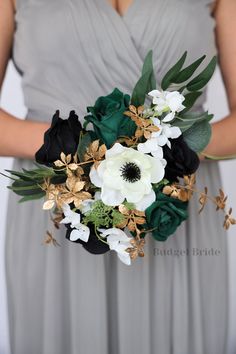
[65,224,110,255]
[35,110,82,166]
[163,136,200,182]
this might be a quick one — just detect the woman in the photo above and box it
[0,0,235,353]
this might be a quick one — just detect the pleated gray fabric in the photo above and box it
[6,1,228,354]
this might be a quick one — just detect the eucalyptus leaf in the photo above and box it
[173,112,213,132]
[22,168,55,178]
[186,56,217,92]
[77,132,92,162]
[182,91,202,113]
[19,192,46,203]
[50,174,67,185]
[9,181,43,193]
[141,50,156,92]
[131,71,153,106]
[183,120,212,153]
[5,170,40,182]
[202,153,236,161]
[131,50,156,106]
[161,52,187,90]
[173,55,206,84]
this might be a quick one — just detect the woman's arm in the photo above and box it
[203,0,236,157]
[0,0,49,159]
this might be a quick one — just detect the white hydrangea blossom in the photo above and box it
[148,89,185,122]
[60,204,90,242]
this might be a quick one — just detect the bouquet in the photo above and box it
[3,51,236,265]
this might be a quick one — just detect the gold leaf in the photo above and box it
[74,181,86,193]
[137,106,144,115]
[60,152,66,164]
[179,189,190,202]
[135,129,143,138]
[73,153,78,163]
[44,231,61,247]
[76,166,84,176]
[66,176,76,191]
[163,185,174,195]
[171,190,180,199]
[127,220,136,232]
[118,204,130,216]
[51,213,63,229]
[124,111,133,117]
[98,144,107,158]
[68,163,79,171]
[94,161,101,169]
[129,105,137,114]
[215,189,227,211]
[66,154,72,164]
[134,217,146,225]
[198,187,208,213]
[90,140,100,154]
[43,200,55,210]
[144,131,151,139]
[54,160,65,168]
[150,126,160,132]
[60,195,74,205]
[134,210,145,217]
[84,153,91,161]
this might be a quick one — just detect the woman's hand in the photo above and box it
[0,108,50,159]
[0,0,49,159]
[203,0,236,159]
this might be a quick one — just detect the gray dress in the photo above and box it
[6,1,228,353]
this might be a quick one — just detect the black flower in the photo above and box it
[163,136,200,182]
[35,110,82,166]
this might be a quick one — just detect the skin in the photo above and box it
[0,0,235,159]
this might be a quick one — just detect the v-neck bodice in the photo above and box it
[103,0,137,18]
[13,0,216,121]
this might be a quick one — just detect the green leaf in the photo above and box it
[201,153,236,161]
[173,55,206,84]
[19,192,45,203]
[5,167,56,182]
[22,168,55,178]
[183,120,212,152]
[5,170,39,182]
[131,50,156,106]
[161,52,187,90]
[77,132,92,162]
[0,172,17,181]
[50,174,67,185]
[141,50,156,92]
[181,91,202,113]
[173,111,213,132]
[186,56,217,91]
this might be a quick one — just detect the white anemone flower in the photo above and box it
[99,228,132,265]
[60,204,90,242]
[148,89,185,122]
[90,143,165,211]
[138,117,182,157]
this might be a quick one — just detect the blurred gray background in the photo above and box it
[0,62,236,354]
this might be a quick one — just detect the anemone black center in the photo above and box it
[120,162,141,183]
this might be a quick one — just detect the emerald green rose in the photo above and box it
[145,191,189,242]
[84,88,136,147]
